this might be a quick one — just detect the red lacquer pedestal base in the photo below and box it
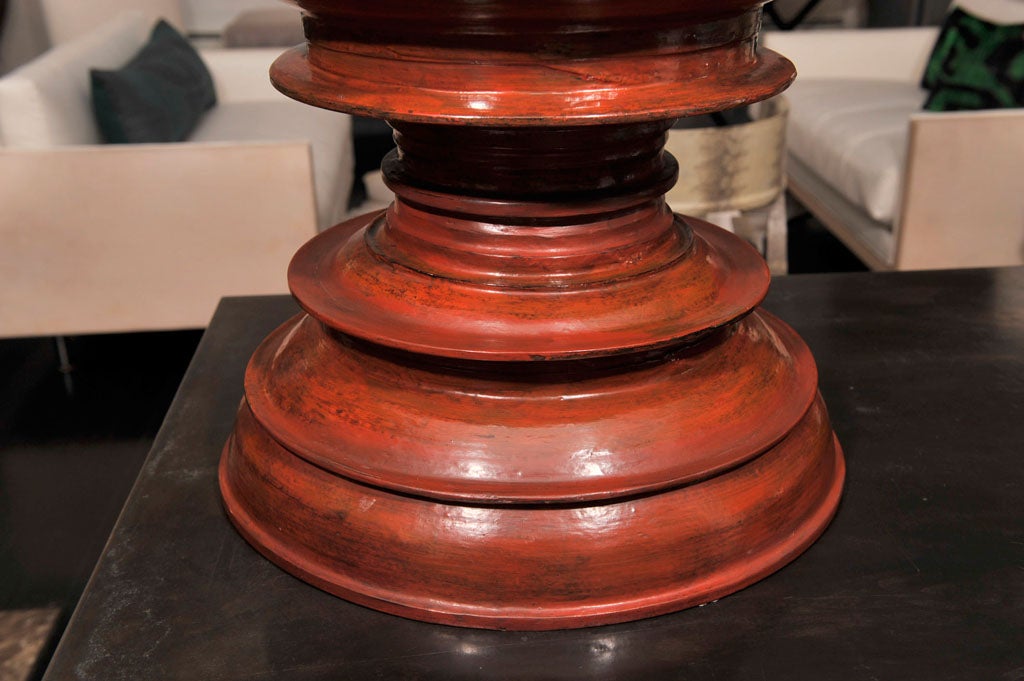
[220,0,844,630]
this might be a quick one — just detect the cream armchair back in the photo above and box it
[0,12,353,337]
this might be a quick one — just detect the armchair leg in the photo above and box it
[765,193,789,275]
[55,336,74,397]
[704,209,741,234]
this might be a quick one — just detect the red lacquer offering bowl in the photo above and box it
[219,0,844,630]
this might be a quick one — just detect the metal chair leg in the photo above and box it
[55,335,74,396]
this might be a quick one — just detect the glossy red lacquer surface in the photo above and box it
[220,0,844,629]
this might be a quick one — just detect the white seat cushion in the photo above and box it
[785,79,927,224]
[190,100,353,230]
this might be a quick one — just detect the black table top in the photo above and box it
[44,267,1024,681]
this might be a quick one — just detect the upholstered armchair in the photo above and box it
[764,1,1024,271]
[0,11,353,337]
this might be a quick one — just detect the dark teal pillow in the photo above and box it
[91,20,216,143]
[921,8,1024,112]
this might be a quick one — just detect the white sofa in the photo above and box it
[0,11,353,337]
[765,25,1024,271]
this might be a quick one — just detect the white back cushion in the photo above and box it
[0,12,148,147]
[41,0,184,45]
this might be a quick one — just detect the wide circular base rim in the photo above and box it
[219,435,844,630]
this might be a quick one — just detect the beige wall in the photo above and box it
[180,0,280,34]
[39,0,183,44]
[0,0,286,71]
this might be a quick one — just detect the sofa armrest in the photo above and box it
[763,27,939,82]
[200,48,294,103]
[0,141,317,337]
[894,108,1024,270]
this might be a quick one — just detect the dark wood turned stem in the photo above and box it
[386,122,677,198]
[371,121,686,288]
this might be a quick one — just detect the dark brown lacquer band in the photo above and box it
[219,0,844,630]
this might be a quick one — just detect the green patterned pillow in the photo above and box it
[921,8,1024,111]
